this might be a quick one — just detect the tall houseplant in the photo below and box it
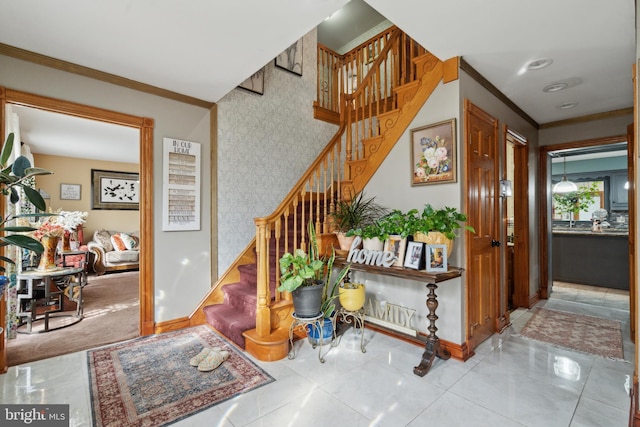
[278,220,351,319]
[329,192,386,251]
[0,133,53,271]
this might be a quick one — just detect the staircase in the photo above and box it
[195,27,455,360]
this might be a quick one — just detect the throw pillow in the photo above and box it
[94,230,114,252]
[120,233,138,250]
[111,234,127,251]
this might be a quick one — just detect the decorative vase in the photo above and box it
[291,281,324,318]
[339,283,366,311]
[62,231,72,252]
[413,231,453,257]
[37,235,60,271]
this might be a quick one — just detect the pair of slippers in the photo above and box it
[189,347,230,372]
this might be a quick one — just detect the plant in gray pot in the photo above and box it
[278,221,351,319]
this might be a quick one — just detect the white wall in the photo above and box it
[357,80,466,344]
[217,29,338,274]
[1,54,211,323]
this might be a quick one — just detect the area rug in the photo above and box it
[87,325,275,427]
[518,307,624,359]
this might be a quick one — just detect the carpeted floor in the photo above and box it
[87,325,274,427]
[6,271,139,366]
[518,307,624,359]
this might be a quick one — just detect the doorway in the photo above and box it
[503,127,529,311]
[0,87,154,370]
[539,135,630,302]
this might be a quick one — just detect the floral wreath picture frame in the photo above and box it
[411,118,457,186]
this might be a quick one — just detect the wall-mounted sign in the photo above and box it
[162,138,201,231]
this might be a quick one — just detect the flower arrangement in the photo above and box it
[55,210,88,232]
[414,135,451,181]
[33,218,65,239]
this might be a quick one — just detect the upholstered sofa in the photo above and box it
[87,230,140,275]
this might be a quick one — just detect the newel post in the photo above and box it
[254,221,271,336]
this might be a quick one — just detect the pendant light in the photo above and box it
[553,156,578,193]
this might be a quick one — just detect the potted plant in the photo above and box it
[347,221,385,251]
[552,182,599,228]
[338,279,366,312]
[0,133,54,271]
[278,221,351,319]
[329,191,386,251]
[412,204,475,255]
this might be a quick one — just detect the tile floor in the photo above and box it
[0,282,634,426]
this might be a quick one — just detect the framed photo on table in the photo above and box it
[403,241,424,270]
[384,236,407,267]
[426,244,448,272]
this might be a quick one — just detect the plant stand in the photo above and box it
[288,313,335,363]
[333,307,366,353]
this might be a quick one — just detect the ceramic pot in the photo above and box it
[291,281,324,318]
[362,237,383,251]
[413,231,453,256]
[336,232,356,251]
[339,283,365,311]
[306,317,334,345]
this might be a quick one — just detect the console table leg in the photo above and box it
[414,283,450,377]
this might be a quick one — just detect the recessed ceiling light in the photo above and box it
[527,58,553,70]
[557,102,578,109]
[543,83,568,93]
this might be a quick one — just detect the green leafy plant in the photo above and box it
[278,221,351,318]
[412,204,474,240]
[329,191,387,233]
[377,209,418,240]
[552,182,600,218]
[0,133,54,271]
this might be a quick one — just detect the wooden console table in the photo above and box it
[338,260,463,377]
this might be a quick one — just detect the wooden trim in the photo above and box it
[0,87,155,341]
[460,58,538,129]
[539,107,633,129]
[155,316,191,334]
[443,56,460,83]
[0,43,214,109]
[210,104,218,281]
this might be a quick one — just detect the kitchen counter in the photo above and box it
[552,229,628,237]
[552,231,629,290]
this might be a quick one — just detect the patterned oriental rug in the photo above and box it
[88,325,274,427]
[519,307,624,360]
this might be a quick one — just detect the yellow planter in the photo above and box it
[339,283,366,312]
[413,231,453,257]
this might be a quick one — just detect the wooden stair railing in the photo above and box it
[190,27,453,362]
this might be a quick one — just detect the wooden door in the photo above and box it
[465,100,500,350]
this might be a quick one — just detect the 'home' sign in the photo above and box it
[346,236,396,267]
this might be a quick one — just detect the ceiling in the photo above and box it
[0,0,635,162]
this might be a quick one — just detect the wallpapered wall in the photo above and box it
[217,29,338,275]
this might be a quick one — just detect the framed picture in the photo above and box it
[275,38,303,76]
[384,236,407,267]
[91,169,139,210]
[426,244,448,272]
[238,67,265,95]
[60,183,81,200]
[411,118,457,186]
[403,241,424,270]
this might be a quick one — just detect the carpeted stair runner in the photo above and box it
[204,206,316,348]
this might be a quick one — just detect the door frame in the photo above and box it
[502,127,530,310]
[538,134,629,299]
[0,87,155,335]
